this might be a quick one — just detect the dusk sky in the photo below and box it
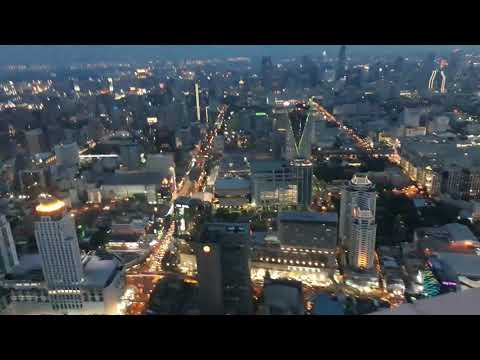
[0,45,478,65]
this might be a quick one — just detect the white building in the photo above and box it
[34,194,85,313]
[54,142,80,168]
[349,208,377,269]
[339,174,377,270]
[0,215,19,275]
[1,253,125,315]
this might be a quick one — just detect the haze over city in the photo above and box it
[1,45,479,65]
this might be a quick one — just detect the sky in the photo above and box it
[0,45,477,65]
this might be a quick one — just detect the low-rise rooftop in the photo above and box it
[278,211,338,223]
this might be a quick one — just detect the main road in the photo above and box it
[310,100,373,154]
[121,104,227,314]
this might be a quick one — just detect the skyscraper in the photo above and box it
[428,59,448,94]
[421,52,436,90]
[194,223,252,315]
[0,215,19,275]
[292,158,313,210]
[261,56,274,91]
[34,194,84,313]
[25,128,46,155]
[339,174,377,270]
[335,45,347,81]
[54,142,80,168]
[119,142,141,170]
[195,82,201,122]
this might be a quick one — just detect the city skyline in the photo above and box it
[0,45,479,65]
[2,44,480,315]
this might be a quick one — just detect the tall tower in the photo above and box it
[339,174,377,270]
[194,223,252,315]
[261,56,274,91]
[428,59,448,94]
[335,45,347,81]
[107,77,114,93]
[34,194,84,313]
[292,158,313,210]
[0,214,19,275]
[195,82,201,122]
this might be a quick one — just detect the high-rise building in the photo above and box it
[273,109,296,160]
[34,194,84,313]
[119,143,141,170]
[339,174,377,270]
[335,45,347,81]
[0,215,19,275]
[194,223,252,315]
[54,142,80,168]
[107,77,114,93]
[447,49,463,81]
[349,207,377,269]
[261,56,274,91]
[428,59,448,94]
[421,52,436,90]
[25,128,46,155]
[292,159,313,210]
[250,160,298,208]
[195,82,201,122]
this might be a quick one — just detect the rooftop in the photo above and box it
[351,173,372,186]
[214,177,251,190]
[312,294,344,315]
[278,211,338,223]
[82,255,121,289]
[100,172,171,186]
[443,223,478,243]
[436,252,480,279]
[371,288,480,315]
[35,194,66,216]
[250,160,289,173]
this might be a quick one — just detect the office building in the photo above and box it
[339,174,377,270]
[146,153,175,174]
[349,208,377,269]
[54,142,80,168]
[428,59,448,94]
[335,45,347,80]
[0,215,19,275]
[1,252,124,315]
[119,143,141,171]
[25,128,46,155]
[213,178,251,209]
[195,82,201,122]
[194,223,252,315]
[250,160,297,208]
[261,56,274,91]
[292,158,313,210]
[34,194,84,313]
[107,77,114,93]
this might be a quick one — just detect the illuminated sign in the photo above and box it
[147,117,158,125]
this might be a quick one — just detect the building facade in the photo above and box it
[34,195,84,313]
[0,215,19,275]
[339,174,377,270]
